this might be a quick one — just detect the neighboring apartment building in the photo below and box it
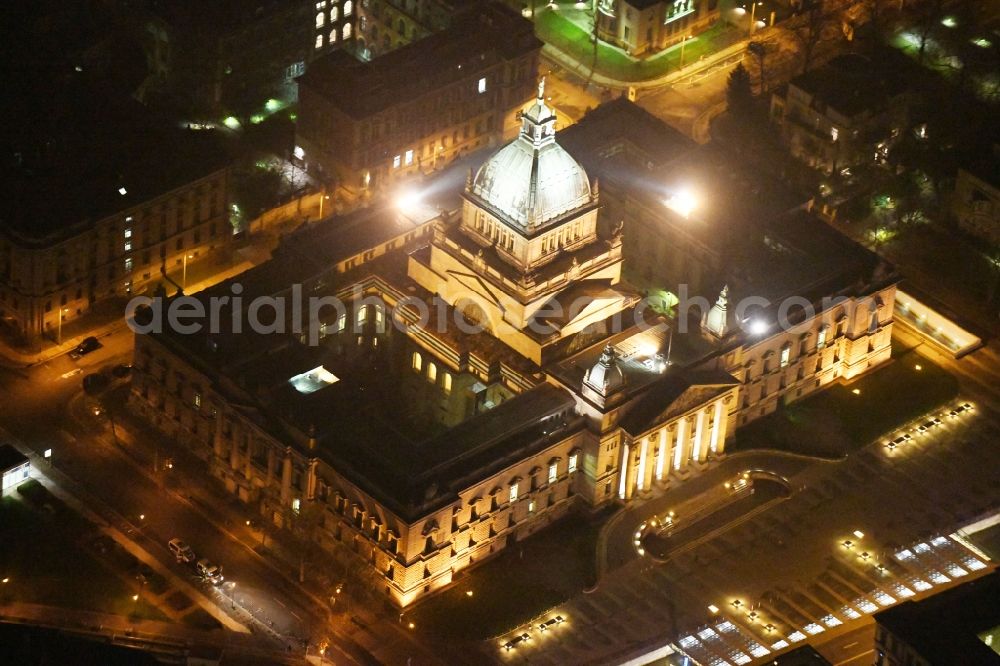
[356,0,467,60]
[0,94,231,345]
[296,1,541,197]
[130,96,896,608]
[874,571,1000,666]
[596,0,720,56]
[770,53,913,175]
[140,0,315,114]
[952,146,1000,246]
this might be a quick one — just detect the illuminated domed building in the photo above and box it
[131,92,896,607]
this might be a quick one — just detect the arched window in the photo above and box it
[427,362,437,383]
[316,11,325,28]
[343,22,352,39]
[360,16,367,31]
[331,5,339,21]
[344,0,353,16]
[411,351,422,372]
[442,372,452,394]
[329,28,337,43]
[314,34,324,49]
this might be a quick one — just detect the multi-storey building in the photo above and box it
[130,94,895,607]
[296,2,540,197]
[952,146,1000,246]
[0,95,232,345]
[356,0,467,60]
[595,0,720,56]
[140,0,316,114]
[769,53,913,175]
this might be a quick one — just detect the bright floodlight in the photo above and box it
[396,189,423,210]
[665,187,697,218]
[748,319,768,335]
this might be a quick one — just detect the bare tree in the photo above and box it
[785,0,841,73]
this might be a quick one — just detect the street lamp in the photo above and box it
[182,253,194,289]
[56,307,68,345]
[679,34,694,68]
[748,1,763,36]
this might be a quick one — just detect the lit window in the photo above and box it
[329,28,337,43]
[356,304,367,324]
[528,500,535,513]
[442,372,452,394]
[478,77,487,94]
[360,16,367,31]
[124,240,132,252]
[316,11,325,28]
[124,228,132,239]
[817,326,828,349]
[331,6,339,21]
[831,127,839,142]
[404,149,414,166]
[342,23,351,40]
[392,155,401,169]
[568,453,578,473]
[344,0,353,15]
[548,463,558,484]
[292,498,301,513]
[315,1,327,9]
[194,393,202,408]
[427,362,437,383]
[780,347,790,368]
[509,483,519,503]
[315,34,324,49]
[336,313,346,332]
[124,257,133,273]
[412,351,422,372]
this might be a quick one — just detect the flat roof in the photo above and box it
[875,571,1000,665]
[298,2,540,119]
[788,52,912,118]
[0,82,229,247]
[0,444,29,472]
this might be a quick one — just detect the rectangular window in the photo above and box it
[404,149,414,166]
[568,453,578,473]
[548,463,557,484]
[780,347,790,368]
[194,393,202,408]
[124,240,132,252]
[392,155,401,168]
[124,257,133,273]
[477,77,487,94]
[528,500,535,513]
[817,327,827,349]
[509,483,518,503]
[124,228,132,239]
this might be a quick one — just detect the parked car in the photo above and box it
[69,336,102,359]
[503,633,531,651]
[196,558,224,585]
[168,538,196,563]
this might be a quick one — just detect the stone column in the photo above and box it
[243,437,253,480]
[229,425,241,471]
[655,429,668,482]
[673,418,687,471]
[280,447,293,506]
[306,458,318,501]
[709,399,724,455]
[693,409,707,462]
[266,448,277,487]
[213,412,225,459]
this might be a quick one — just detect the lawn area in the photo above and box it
[0,490,168,623]
[410,512,603,642]
[535,9,734,82]
[733,345,959,458]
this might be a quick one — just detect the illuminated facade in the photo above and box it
[595,0,719,56]
[296,2,541,197]
[131,97,896,607]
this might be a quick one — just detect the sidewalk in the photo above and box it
[91,394,448,665]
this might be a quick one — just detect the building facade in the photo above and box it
[131,94,896,608]
[596,0,720,56]
[769,54,912,175]
[296,2,541,197]
[952,151,1000,246]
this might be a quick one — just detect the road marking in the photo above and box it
[61,368,82,379]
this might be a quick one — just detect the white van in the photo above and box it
[168,538,195,563]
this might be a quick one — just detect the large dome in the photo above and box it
[469,80,591,232]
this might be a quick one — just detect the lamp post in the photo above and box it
[748,1,763,36]
[181,253,194,289]
[679,34,694,68]
[56,307,68,345]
